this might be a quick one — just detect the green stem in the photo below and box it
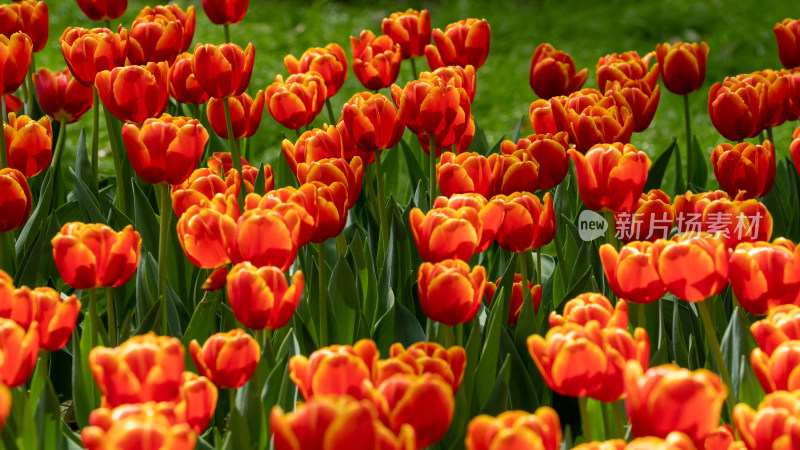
[683,94,692,186]
[103,102,127,212]
[157,183,171,335]
[428,134,437,208]
[105,287,116,347]
[317,242,328,347]
[222,97,245,207]
[374,154,390,253]
[536,248,542,286]
[410,58,418,80]
[630,301,646,330]
[439,324,453,348]
[104,19,111,29]
[257,329,276,371]
[325,98,336,125]
[89,287,100,347]
[604,211,618,249]
[191,103,200,120]
[228,388,236,414]
[51,120,67,170]
[611,400,626,439]
[519,250,531,318]
[697,299,735,419]
[335,233,347,256]
[766,126,774,144]
[0,232,4,271]
[91,87,99,185]
[426,318,436,342]
[223,24,231,44]
[0,95,7,168]
[578,396,592,442]
[37,350,49,378]
[24,54,35,115]
[553,228,568,293]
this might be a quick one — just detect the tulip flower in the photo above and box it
[201,0,248,25]
[0,168,31,232]
[655,41,710,95]
[613,189,675,243]
[409,206,482,262]
[231,207,304,270]
[417,112,475,157]
[3,113,51,178]
[672,190,773,247]
[0,1,48,53]
[549,89,635,152]
[190,329,260,389]
[775,18,800,69]
[11,287,81,351]
[728,240,800,316]
[127,9,185,65]
[340,92,405,153]
[284,43,348,99]
[281,124,346,173]
[500,132,570,191]
[226,262,304,330]
[296,157,363,209]
[206,91,264,139]
[33,67,94,123]
[549,293,629,329]
[483,274,542,326]
[59,27,128,87]
[122,114,209,185]
[417,259,486,325]
[265,72,327,130]
[175,371,218,434]
[751,340,800,393]
[573,433,698,450]
[653,233,729,302]
[0,318,38,387]
[418,64,477,102]
[351,30,402,91]
[436,151,492,198]
[382,9,431,60]
[171,163,273,217]
[2,95,21,119]
[432,194,504,253]
[710,140,775,199]
[192,42,254,99]
[529,98,558,135]
[494,192,556,252]
[271,395,415,450]
[244,185,317,247]
[0,33,31,95]
[176,194,239,269]
[289,339,378,400]
[486,151,540,197]
[466,408,562,450]
[625,363,727,445]
[529,321,649,402]
[392,70,472,140]
[733,391,800,450]
[603,80,660,133]
[596,51,659,91]
[382,342,466,392]
[0,384,8,434]
[708,78,765,142]
[168,53,209,105]
[529,43,588,99]
[51,223,141,289]
[81,403,196,450]
[75,0,127,21]
[95,62,170,123]
[425,18,490,70]
[600,242,668,304]
[751,304,800,356]
[569,143,650,213]
[141,4,196,53]
[89,333,185,407]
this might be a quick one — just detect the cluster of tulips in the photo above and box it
[0,0,800,448]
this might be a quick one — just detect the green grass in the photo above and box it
[39,0,799,195]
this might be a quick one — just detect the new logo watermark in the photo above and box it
[577,210,607,241]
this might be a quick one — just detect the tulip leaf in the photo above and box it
[330,252,359,310]
[382,144,410,205]
[689,135,708,189]
[512,114,525,142]
[673,138,685,195]
[236,358,265,449]
[35,374,63,450]
[501,328,539,412]
[14,212,59,288]
[131,179,160,256]
[221,407,251,450]
[75,127,97,193]
[400,139,427,189]
[479,354,511,415]
[15,166,55,257]
[69,168,106,225]
[470,120,491,157]
[182,294,220,371]
[644,138,675,192]
[254,162,266,196]
[671,298,689,367]
[721,307,756,403]
[71,329,94,429]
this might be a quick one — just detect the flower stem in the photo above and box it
[766,126,774,144]
[325,98,336,125]
[520,250,531,316]
[91,87,99,185]
[103,102,127,213]
[536,248,542,286]
[374,153,390,253]
[257,328,276,371]
[191,103,200,120]
[317,241,328,347]
[223,24,231,44]
[335,233,347,256]
[222,97,245,207]
[88,287,100,347]
[0,95,7,169]
[578,396,592,442]
[228,388,236,414]
[552,230,568,293]
[611,400,626,439]
[697,299,735,419]
[157,183,171,335]
[683,94,692,187]
[604,211,618,249]
[428,134,437,208]
[410,58,418,80]
[105,287,116,347]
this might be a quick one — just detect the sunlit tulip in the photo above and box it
[351,30,402,91]
[409,206,481,262]
[81,402,196,450]
[733,390,800,450]
[432,193,504,253]
[417,259,486,325]
[710,140,775,199]
[603,80,660,133]
[493,192,556,252]
[596,51,659,91]
[168,53,209,105]
[289,339,378,400]
[708,78,765,142]
[206,91,264,139]
[417,112,474,157]
[613,189,675,243]
[0,1,48,53]
[75,0,127,21]
[548,293,628,329]
[653,233,729,302]
[418,64,477,102]
[729,240,800,316]
[175,195,233,268]
[284,43,348,98]
[0,168,30,232]
[190,329,260,389]
[425,18,490,70]
[201,0,248,25]
[568,143,650,213]
[265,72,327,130]
[171,163,273,217]
[600,242,668,304]
[775,18,800,69]
[244,185,317,248]
[751,340,800,393]
[10,286,80,351]
[466,408,562,450]
[483,274,542,326]
[226,262,303,330]
[341,92,405,153]
[500,132,570,191]
[0,318,38,387]
[95,62,169,123]
[655,41,709,95]
[672,190,773,248]
[529,43,588,99]
[281,124,345,173]
[174,371,218,434]
[382,9,430,60]
[192,42,254,99]
[751,304,800,356]
[139,4,196,53]
[437,151,492,198]
[486,151,539,197]
[33,67,94,123]
[382,342,466,392]
[0,33,31,95]
[51,223,141,289]
[573,433,698,450]
[59,27,128,86]
[296,157,363,209]
[3,113,51,177]
[127,8,185,65]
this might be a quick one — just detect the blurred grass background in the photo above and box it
[38,0,799,191]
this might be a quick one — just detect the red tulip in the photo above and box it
[59,27,128,87]
[289,339,378,400]
[710,140,775,199]
[81,403,197,450]
[409,206,481,262]
[549,293,628,329]
[733,391,800,450]
[418,64,477,102]
[168,53,209,105]
[190,328,260,389]
[603,80,660,133]
[201,0,248,25]
[549,89,635,152]
[0,318,38,387]
[382,9,430,60]
[340,92,405,153]
[142,4,196,53]
[417,113,475,157]
[708,78,765,142]
[493,192,556,252]
[206,91,264,139]
[0,168,31,232]
[613,189,675,243]
[351,30,402,91]
[33,67,94,123]
[529,43,588,99]
[176,194,239,269]
[0,33,31,95]
[775,18,800,69]
[171,163,273,218]
[127,7,186,65]
[4,113,52,177]
[265,72,327,130]
[95,62,170,123]
[728,240,800,316]
[192,42,254,99]
[244,185,317,248]
[596,50,659,91]
[382,342,466,392]
[466,408,562,450]
[296,157,363,209]
[417,259,486,325]
[10,286,81,352]
[655,41,709,95]
[653,233,729,303]
[483,274,541,326]
[790,126,799,178]
[0,1,47,53]
[751,304,800,356]
[284,44,348,99]
[75,0,127,21]
[487,151,540,197]
[568,143,651,213]
[226,262,303,330]
[436,151,492,198]
[425,18,490,70]
[600,242,668,304]
[432,193,504,253]
[500,132,570,191]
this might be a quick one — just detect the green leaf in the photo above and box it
[512,114,525,142]
[673,138,685,195]
[470,119,491,156]
[132,180,159,256]
[671,298,689,367]
[75,127,97,193]
[72,329,95,429]
[690,135,708,190]
[721,307,754,403]
[14,212,59,288]
[480,354,511,415]
[644,138,675,192]
[254,162,267,196]
[35,375,63,450]
[69,168,106,224]
[182,294,220,371]
[329,252,359,309]
[15,166,55,256]
[221,408,252,450]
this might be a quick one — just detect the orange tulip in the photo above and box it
[466,408,562,450]
[176,195,237,268]
[653,233,729,302]
[0,383,8,435]
[528,321,649,402]
[0,1,48,53]
[33,67,94,123]
[230,206,304,269]
[341,92,405,153]
[10,286,81,352]
[544,88,634,152]
[95,62,169,123]
[704,425,739,450]
[417,113,475,157]
[418,64,477,102]
[3,94,22,119]
[190,328,259,389]
[775,19,800,69]
[672,191,773,248]
[613,189,675,243]
[122,114,209,185]
[710,140,775,200]
[751,304,800,356]
[284,43,348,99]
[0,318,38,387]
[708,78,765,142]
[351,30,402,91]
[529,42,589,100]
[382,9,431,60]
[271,395,415,450]
[751,340,800,393]
[409,206,481,262]
[483,274,542,326]
[59,27,128,87]
[0,167,31,232]
[192,42,254,99]
[793,126,800,179]
[487,151,540,197]
[81,402,196,450]
[493,192,556,253]
[432,193,504,253]
[206,90,265,139]
[244,185,317,248]
[3,113,51,178]
[174,371,218,434]
[625,363,727,445]
[603,80,660,133]
[0,33,31,95]
[500,132,570,191]
[281,124,346,174]
[168,53,209,105]
[289,339,378,400]
[425,18,490,70]
[437,151,492,198]
[600,242,668,304]
[549,293,629,329]
[171,163,273,217]
[417,259,486,325]
[51,223,141,289]
[75,0,127,21]
[596,51,659,92]
[752,69,794,128]
[729,240,800,316]
[382,342,466,392]
[573,433,698,450]
[568,143,651,213]
[733,390,800,450]
[201,0,248,25]
[265,72,327,130]
[226,262,303,330]
[127,8,185,65]
[296,156,362,210]
[655,41,709,95]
